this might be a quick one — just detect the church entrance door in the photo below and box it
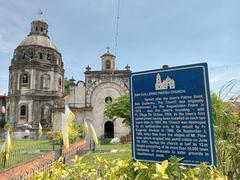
[104,121,114,138]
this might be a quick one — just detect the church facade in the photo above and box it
[57,51,131,139]
[7,18,130,139]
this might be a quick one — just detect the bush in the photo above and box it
[102,138,111,145]
[4,123,13,134]
[47,131,62,150]
[34,156,226,179]
[211,81,240,179]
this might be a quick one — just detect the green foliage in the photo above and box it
[47,131,62,150]
[64,78,70,95]
[104,94,130,126]
[71,124,83,140]
[211,80,240,179]
[4,123,13,134]
[47,124,83,149]
[102,138,111,145]
[47,131,62,144]
[34,156,226,180]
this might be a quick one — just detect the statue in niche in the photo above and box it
[40,105,52,128]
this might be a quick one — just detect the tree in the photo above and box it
[64,78,71,95]
[104,94,130,126]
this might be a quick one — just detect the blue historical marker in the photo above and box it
[130,63,217,166]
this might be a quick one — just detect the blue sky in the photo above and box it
[0,0,240,95]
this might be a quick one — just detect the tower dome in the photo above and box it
[17,18,59,52]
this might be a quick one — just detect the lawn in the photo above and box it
[0,140,132,170]
[81,143,132,163]
[0,139,56,150]
[0,139,59,169]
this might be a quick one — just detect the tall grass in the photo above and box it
[211,80,240,180]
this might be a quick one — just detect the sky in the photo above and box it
[0,0,240,95]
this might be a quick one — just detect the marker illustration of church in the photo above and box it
[155,73,175,90]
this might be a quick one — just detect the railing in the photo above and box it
[12,159,54,180]
[0,142,60,169]
[3,140,91,180]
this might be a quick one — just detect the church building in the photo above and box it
[61,49,131,139]
[7,18,131,139]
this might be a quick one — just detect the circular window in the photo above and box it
[105,96,112,103]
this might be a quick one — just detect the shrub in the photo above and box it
[102,138,111,145]
[47,131,62,150]
[4,123,13,134]
[34,156,226,179]
[211,81,240,179]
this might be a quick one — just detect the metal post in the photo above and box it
[59,139,63,156]
[3,155,6,168]
[93,141,95,153]
[90,140,92,150]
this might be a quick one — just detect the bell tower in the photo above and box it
[7,17,64,137]
[101,47,116,71]
[29,19,48,37]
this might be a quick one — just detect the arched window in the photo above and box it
[21,73,30,88]
[47,54,51,61]
[40,27,43,32]
[20,106,26,116]
[35,27,38,32]
[106,60,111,69]
[22,53,25,59]
[39,52,43,59]
[30,52,34,59]
[58,78,62,91]
[23,74,28,83]
[20,105,27,121]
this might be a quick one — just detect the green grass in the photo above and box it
[0,139,59,169]
[96,143,131,150]
[81,143,132,163]
[0,139,53,150]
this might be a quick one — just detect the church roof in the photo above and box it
[18,34,59,52]
[32,18,47,23]
[17,18,60,52]
[101,52,116,58]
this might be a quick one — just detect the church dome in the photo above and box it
[18,35,59,52]
[17,18,60,52]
